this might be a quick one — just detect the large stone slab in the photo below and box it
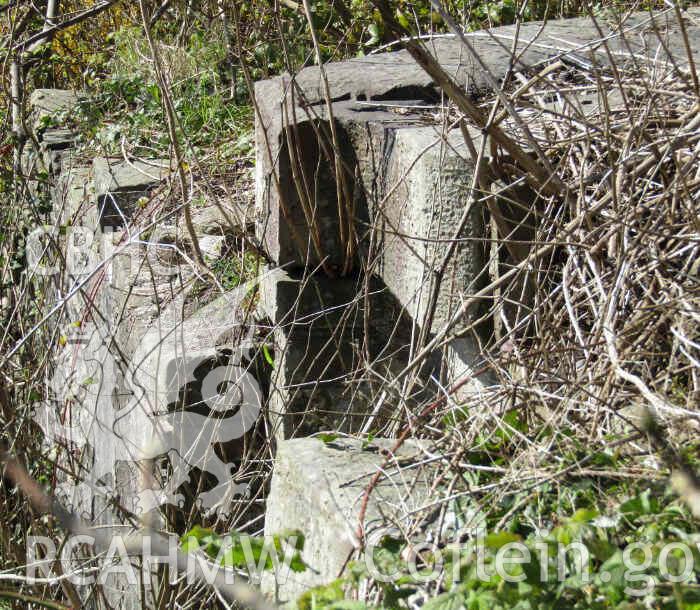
[255,9,700,270]
[256,89,492,418]
[94,157,170,227]
[262,437,438,605]
[29,88,83,131]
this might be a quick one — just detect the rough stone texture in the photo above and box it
[41,128,79,175]
[53,163,100,322]
[53,164,95,225]
[254,10,700,420]
[261,268,373,438]
[93,158,170,226]
[378,125,486,333]
[255,9,700,268]
[262,437,438,605]
[29,88,83,131]
[190,202,250,235]
[35,148,133,607]
[110,289,256,516]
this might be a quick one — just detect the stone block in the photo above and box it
[29,88,83,131]
[54,165,95,226]
[51,164,102,322]
[254,8,700,272]
[113,289,261,515]
[261,268,370,438]
[254,84,415,273]
[253,9,700,418]
[261,437,438,606]
[199,234,226,261]
[93,158,170,227]
[378,125,487,333]
[190,201,250,236]
[252,19,558,271]
[258,113,492,405]
[40,128,78,175]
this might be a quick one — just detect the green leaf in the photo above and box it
[221,542,249,568]
[180,536,200,554]
[262,343,275,367]
[297,579,345,610]
[484,531,520,550]
[365,23,380,46]
[369,536,405,582]
[316,433,339,444]
[271,531,307,572]
[182,525,214,546]
[590,451,616,467]
[620,489,659,520]
[571,508,598,523]
[396,10,410,29]
[181,526,220,556]
[495,409,525,443]
[276,529,305,551]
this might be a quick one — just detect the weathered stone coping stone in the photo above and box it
[262,436,438,605]
[256,10,700,109]
[255,9,700,269]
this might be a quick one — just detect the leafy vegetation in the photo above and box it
[54,26,252,159]
[181,525,308,573]
[300,481,700,609]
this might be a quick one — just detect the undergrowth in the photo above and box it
[54,25,254,163]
